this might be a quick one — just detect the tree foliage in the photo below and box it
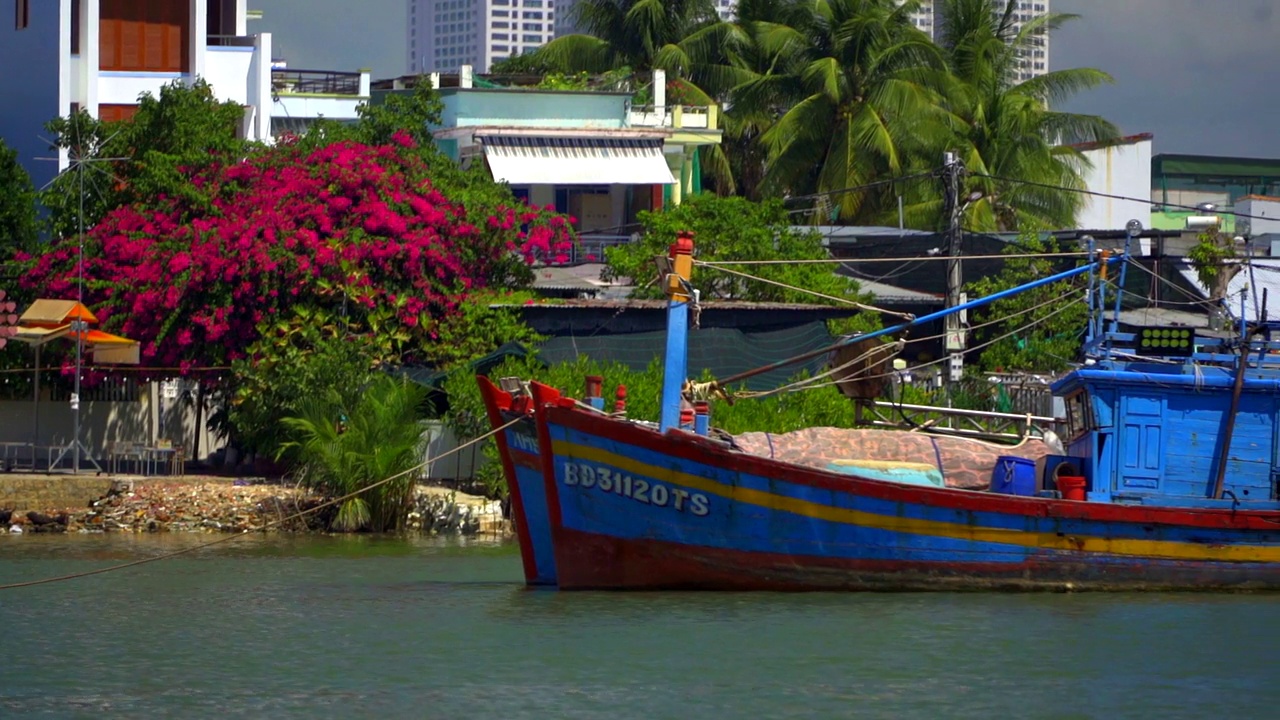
[280,375,428,532]
[18,135,569,371]
[0,138,39,259]
[543,0,1116,228]
[41,79,248,239]
[965,234,1090,372]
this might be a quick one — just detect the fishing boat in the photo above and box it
[478,376,556,585]
[490,233,1280,591]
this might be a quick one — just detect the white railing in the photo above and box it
[628,104,719,130]
[571,234,633,264]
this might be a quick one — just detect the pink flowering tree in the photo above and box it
[17,134,575,373]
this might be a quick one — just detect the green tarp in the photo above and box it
[536,321,837,392]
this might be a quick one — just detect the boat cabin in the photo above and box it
[1050,326,1280,509]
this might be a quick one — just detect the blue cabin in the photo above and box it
[1050,330,1280,509]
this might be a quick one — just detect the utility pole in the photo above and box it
[942,152,965,387]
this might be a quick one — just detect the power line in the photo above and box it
[696,252,1089,265]
[970,172,1277,222]
[786,170,940,205]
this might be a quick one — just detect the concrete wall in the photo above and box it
[1078,138,1152,231]
[438,88,630,129]
[0,381,223,465]
[204,45,255,105]
[0,0,71,189]
[1237,198,1280,237]
[0,475,115,513]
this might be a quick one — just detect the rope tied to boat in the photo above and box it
[0,416,526,591]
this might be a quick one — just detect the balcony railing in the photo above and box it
[272,69,363,96]
[570,234,633,264]
[628,104,719,130]
[207,34,256,48]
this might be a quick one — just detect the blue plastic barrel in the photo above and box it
[991,456,1037,496]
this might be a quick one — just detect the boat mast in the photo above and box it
[659,232,696,433]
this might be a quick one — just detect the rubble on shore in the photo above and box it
[2,479,509,537]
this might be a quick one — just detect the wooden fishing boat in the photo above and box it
[492,234,1280,590]
[478,376,556,586]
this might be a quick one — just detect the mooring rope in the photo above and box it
[692,262,915,320]
[0,416,524,591]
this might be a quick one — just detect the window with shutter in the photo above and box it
[100,0,189,73]
[99,104,140,123]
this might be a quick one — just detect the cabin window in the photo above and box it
[1065,390,1091,440]
[16,0,30,30]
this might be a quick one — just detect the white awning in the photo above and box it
[480,136,675,185]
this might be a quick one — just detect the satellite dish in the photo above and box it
[1125,219,1143,238]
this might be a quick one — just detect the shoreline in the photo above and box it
[2,476,512,538]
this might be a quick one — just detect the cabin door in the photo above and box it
[1118,393,1164,491]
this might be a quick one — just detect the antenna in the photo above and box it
[34,113,129,474]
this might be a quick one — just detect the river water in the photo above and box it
[1,535,1277,719]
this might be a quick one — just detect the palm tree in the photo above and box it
[538,0,718,80]
[933,0,1118,231]
[726,0,954,221]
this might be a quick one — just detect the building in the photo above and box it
[1003,0,1050,82]
[1071,133,1153,232]
[375,68,721,256]
[902,0,936,37]
[1150,154,1280,235]
[0,0,370,188]
[915,0,1049,81]
[407,0,556,74]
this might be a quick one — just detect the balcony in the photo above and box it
[628,104,719,131]
[272,69,365,96]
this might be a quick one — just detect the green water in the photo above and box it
[2,535,1278,719]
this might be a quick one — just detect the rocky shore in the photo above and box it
[1,478,509,537]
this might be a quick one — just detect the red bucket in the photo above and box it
[1057,475,1087,502]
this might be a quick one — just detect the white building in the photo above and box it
[902,0,936,37]
[407,0,556,74]
[908,0,1049,81]
[0,0,370,188]
[1071,133,1153,233]
[1004,0,1050,82]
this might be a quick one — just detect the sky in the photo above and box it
[253,0,1280,159]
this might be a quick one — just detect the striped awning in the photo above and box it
[479,135,675,186]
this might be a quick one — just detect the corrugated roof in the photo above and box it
[1176,258,1280,323]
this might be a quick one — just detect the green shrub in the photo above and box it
[279,375,428,532]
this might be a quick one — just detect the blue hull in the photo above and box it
[537,400,1280,591]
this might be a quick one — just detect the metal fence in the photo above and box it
[570,234,634,265]
[272,69,363,96]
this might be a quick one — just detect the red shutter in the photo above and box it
[99,0,188,72]
[99,104,140,123]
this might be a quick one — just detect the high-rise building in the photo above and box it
[405,0,1048,78]
[1003,0,1050,82]
[407,0,557,74]
[914,0,1049,81]
[553,0,737,38]
[903,0,937,38]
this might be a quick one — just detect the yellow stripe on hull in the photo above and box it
[553,440,1280,563]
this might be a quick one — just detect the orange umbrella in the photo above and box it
[12,299,140,460]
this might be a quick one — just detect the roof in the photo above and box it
[1176,258,1280,323]
[18,299,97,327]
[846,278,942,305]
[1068,132,1154,153]
[1237,195,1280,203]
[530,264,626,293]
[1153,153,1280,179]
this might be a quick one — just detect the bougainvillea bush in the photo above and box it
[18,133,575,372]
